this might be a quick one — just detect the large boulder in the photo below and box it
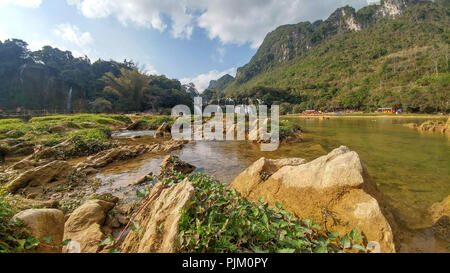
[429,195,450,241]
[121,179,194,253]
[11,209,65,253]
[63,199,115,253]
[230,157,307,197]
[230,146,396,253]
[7,160,72,193]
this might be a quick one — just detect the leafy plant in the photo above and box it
[158,172,368,253]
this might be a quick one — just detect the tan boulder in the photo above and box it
[7,160,72,193]
[121,178,194,253]
[230,157,307,197]
[11,209,65,253]
[230,146,396,253]
[63,199,115,253]
[429,195,450,241]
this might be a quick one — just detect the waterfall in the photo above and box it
[67,87,73,113]
[194,96,202,114]
[19,64,27,87]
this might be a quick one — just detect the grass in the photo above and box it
[139,115,175,129]
[0,114,132,157]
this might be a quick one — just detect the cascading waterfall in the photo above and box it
[67,87,73,113]
[19,64,27,87]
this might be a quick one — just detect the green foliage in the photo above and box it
[0,187,42,252]
[224,1,450,113]
[141,116,175,129]
[89,98,113,113]
[163,172,368,253]
[279,120,302,139]
[69,128,113,156]
[0,40,192,113]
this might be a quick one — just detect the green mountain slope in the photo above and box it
[224,0,449,113]
[207,74,234,91]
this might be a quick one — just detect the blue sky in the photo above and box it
[0,0,372,91]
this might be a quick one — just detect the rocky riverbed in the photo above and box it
[1,115,448,253]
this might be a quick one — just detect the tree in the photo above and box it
[102,68,151,112]
[89,98,112,113]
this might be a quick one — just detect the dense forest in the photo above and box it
[217,0,449,113]
[0,40,196,114]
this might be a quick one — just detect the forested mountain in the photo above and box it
[0,40,193,113]
[223,0,449,113]
[207,74,234,91]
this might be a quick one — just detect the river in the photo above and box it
[97,117,449,252]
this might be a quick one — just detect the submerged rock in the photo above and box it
[230,146,396,253]
[11,209,65,253]
[429,195,450,241]
[121,178,194,253]
[63,199,115,253]
[418,119,449,135]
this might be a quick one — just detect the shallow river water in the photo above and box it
[97,117,449,252]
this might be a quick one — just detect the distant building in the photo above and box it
[377,108,395,114]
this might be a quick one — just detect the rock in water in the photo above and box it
[154,122,171,138]
[11,209,65,253]
[429,195,450,241]
[230,146,396,253]
[121,178,194,253]
[160,155,196,175]
[63,199,115,253]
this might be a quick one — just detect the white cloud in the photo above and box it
[0,0,42,8]
[180,67,236,92]
[54,23,93,48]
[67,0,368,47]
[142,63,158,75]
[67,0,196,39]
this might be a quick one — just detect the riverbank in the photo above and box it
[286,113,448,119]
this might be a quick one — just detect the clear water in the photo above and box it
[97,117,449,251]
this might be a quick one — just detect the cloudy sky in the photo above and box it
[0,0,373,91]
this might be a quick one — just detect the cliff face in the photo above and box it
[235,0,421,84]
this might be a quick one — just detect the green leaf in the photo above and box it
[275,202,283,210]
[42,234,52,244]
[277,248,296,253]
[352,244,366,251]
[61,239,71,246]
[314,245,328,253]
[349,227,364,240]
[339,234,351,249]
[328,232,339,240]
[130,222,140,232]
[108,248,120,253]
[100,236,115,246]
